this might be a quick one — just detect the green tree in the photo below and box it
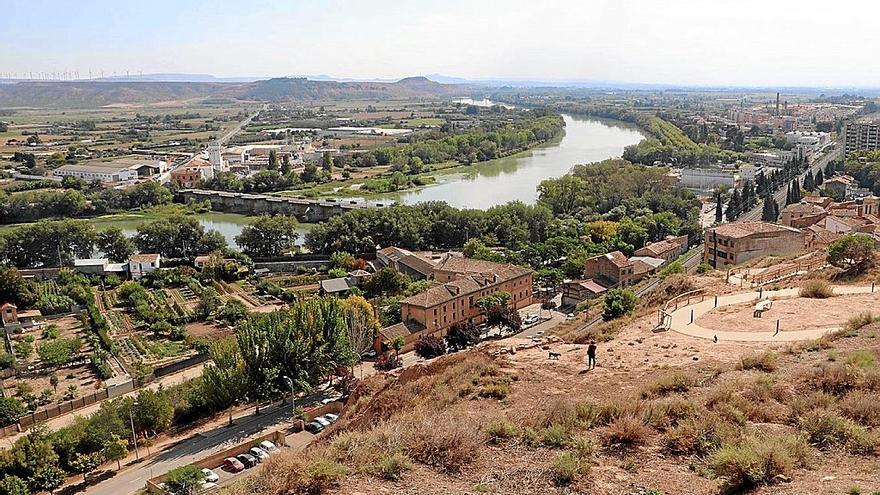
[714,193,723,223]
[321,151,334,171]
[96,227,135,262]
[134,217,226,259]
[827,234,876,273]
[267,150,278,170]
[280,154,291,175]
[0,475,29,495]
[330,251,357,270]
[0,267,36,309]
[164,465,206,495]
[362,268,408,297]
[761,194,778,222]
[101,434,129,470]
[69,452,103,481]
[602,288,637,320]
[133,389,174,436]
[234,215,299,258]
[0,397,25,427]
[28,466,64,494]
[200,338,249,411]
[724,189,740,222]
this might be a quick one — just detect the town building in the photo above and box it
[843,121,880,157]
[703,222,805,268]
[375,258,533,353]
[54,158,167,182]
[171,166,208,188]
[0,302,17,327]
[375,247,436,280]
[561,279,607,308]
[679,167,735,189]
[780,202,827,228]
[633,235,689,263]
[129,254,161,280]
[583,251,635,286]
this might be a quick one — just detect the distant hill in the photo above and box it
[0,81,235,108]
[0,76,473,108]
[236,76,471,102]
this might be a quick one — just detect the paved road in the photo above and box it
[218,104,266,145]
[739,145,841,222]
[667,284,877,342]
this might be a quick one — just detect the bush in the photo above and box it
[485,417,519,444]
[551,451,588,486]
[602,288,637,320]
[841,391,880,427]
[845,350,877,370]
[541,424,572,448]
[737,351,778,372]
[414,335,446,359]
[401,413,484,473]
[641,372,695,398]
[658,261,684,278]
[696,262,712,274]
[445,321,481,351]
[799,409,879,454]
[844,312,877,334]
[709,434,809,490]
[799,279,834,298]
[375,452,411,481]
[664,413,732,456]
[810,364,861,395]
[603,415,651,448]
[373,353,402,371]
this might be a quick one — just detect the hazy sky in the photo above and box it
[2,0,879,87]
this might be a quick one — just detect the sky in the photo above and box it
[2,0,879,87]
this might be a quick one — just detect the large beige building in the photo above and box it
[376,257,533,353]
[704,222,806,268]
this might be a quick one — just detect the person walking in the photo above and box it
[586,340,597,370]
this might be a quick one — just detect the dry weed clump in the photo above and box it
[398,411,486,473]
[551,451,590,486]
[798,409,880,455]
[708,433,811,491]
[640,371,696,398]
[840,391,880,427]
[484,417,519,444]
[664,413,736,456]
[603,415,652,448]
[809,363,864,395]
[799,279,834,298]
[705,377,789,424]
[226,454,348,495]
[737,351,778,372]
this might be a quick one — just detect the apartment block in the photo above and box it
[704,222,805,268]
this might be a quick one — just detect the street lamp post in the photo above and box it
[128,402,139,461]
[282,376,296,416]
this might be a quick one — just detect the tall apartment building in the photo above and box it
[844,121,880,157]
[703,222,805,268]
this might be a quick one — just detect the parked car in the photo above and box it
[314,416,332,428]
[201,482,218,491]
[236,453,257,468]
[249,447,270,462]
[305,420,325,433]
[523,314,539,325]
[259,440,278,453]
[201,468,219,484]
[222,457,244,472]
[322,413,339,423]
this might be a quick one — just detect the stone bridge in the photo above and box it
[177,189,391,222]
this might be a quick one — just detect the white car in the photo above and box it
[322,413,339,423]
[314,416,332,428]
[202,482,218,491]
[249,447,270,462]
[201,468,219,484]
[259,440,278,453]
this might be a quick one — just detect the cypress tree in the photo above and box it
[715,194,723,223]
[761,194,778,221]
[725,189,741,222]
[816,169,824,186]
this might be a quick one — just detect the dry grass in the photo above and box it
[737,351,778,372]
[664,413,735,456]
[602,415,651,448]
[840,391,880,427]
[640,371,696,398]
[798,409,879,455]
[799,278,834,298]
[708,433,811,491]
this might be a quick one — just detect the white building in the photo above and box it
[739,162,761,183]
[54,158,167,182]
[679,167,736,190]
[129,254,161,280]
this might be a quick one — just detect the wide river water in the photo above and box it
[94,103,644,246]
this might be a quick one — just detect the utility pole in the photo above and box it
[128,404,140,460]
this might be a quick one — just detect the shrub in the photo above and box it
[799,409,879,455]
[477,381,510,400]
[642,398,701,430]
[640,372,695,398]
[799,279,834,298]
[845,350,877,370]
[305,457,349,493]
[603,415,651,448]
[737,351,778,372]
[375,452,411,481]
[841,391,880,427]
[708,434,809,490]
[445,320,481,351]
[696,262,712,274]
[551,451,589,486]
[658,261,684,278]
[414,335,447,359]
[541,424,572,448]
[602,288,637,320]
[809,364,861,395]
[373,353,402,371]
[844,312,877,335]
[401,413,484,473]
[664,414,732,456]
[485,418,518,444]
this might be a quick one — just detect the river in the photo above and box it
[342,101,645,209]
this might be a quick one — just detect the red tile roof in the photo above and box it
[711,221,801,239]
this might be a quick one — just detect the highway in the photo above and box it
[738,145,841,221]
[218,104,267,145]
